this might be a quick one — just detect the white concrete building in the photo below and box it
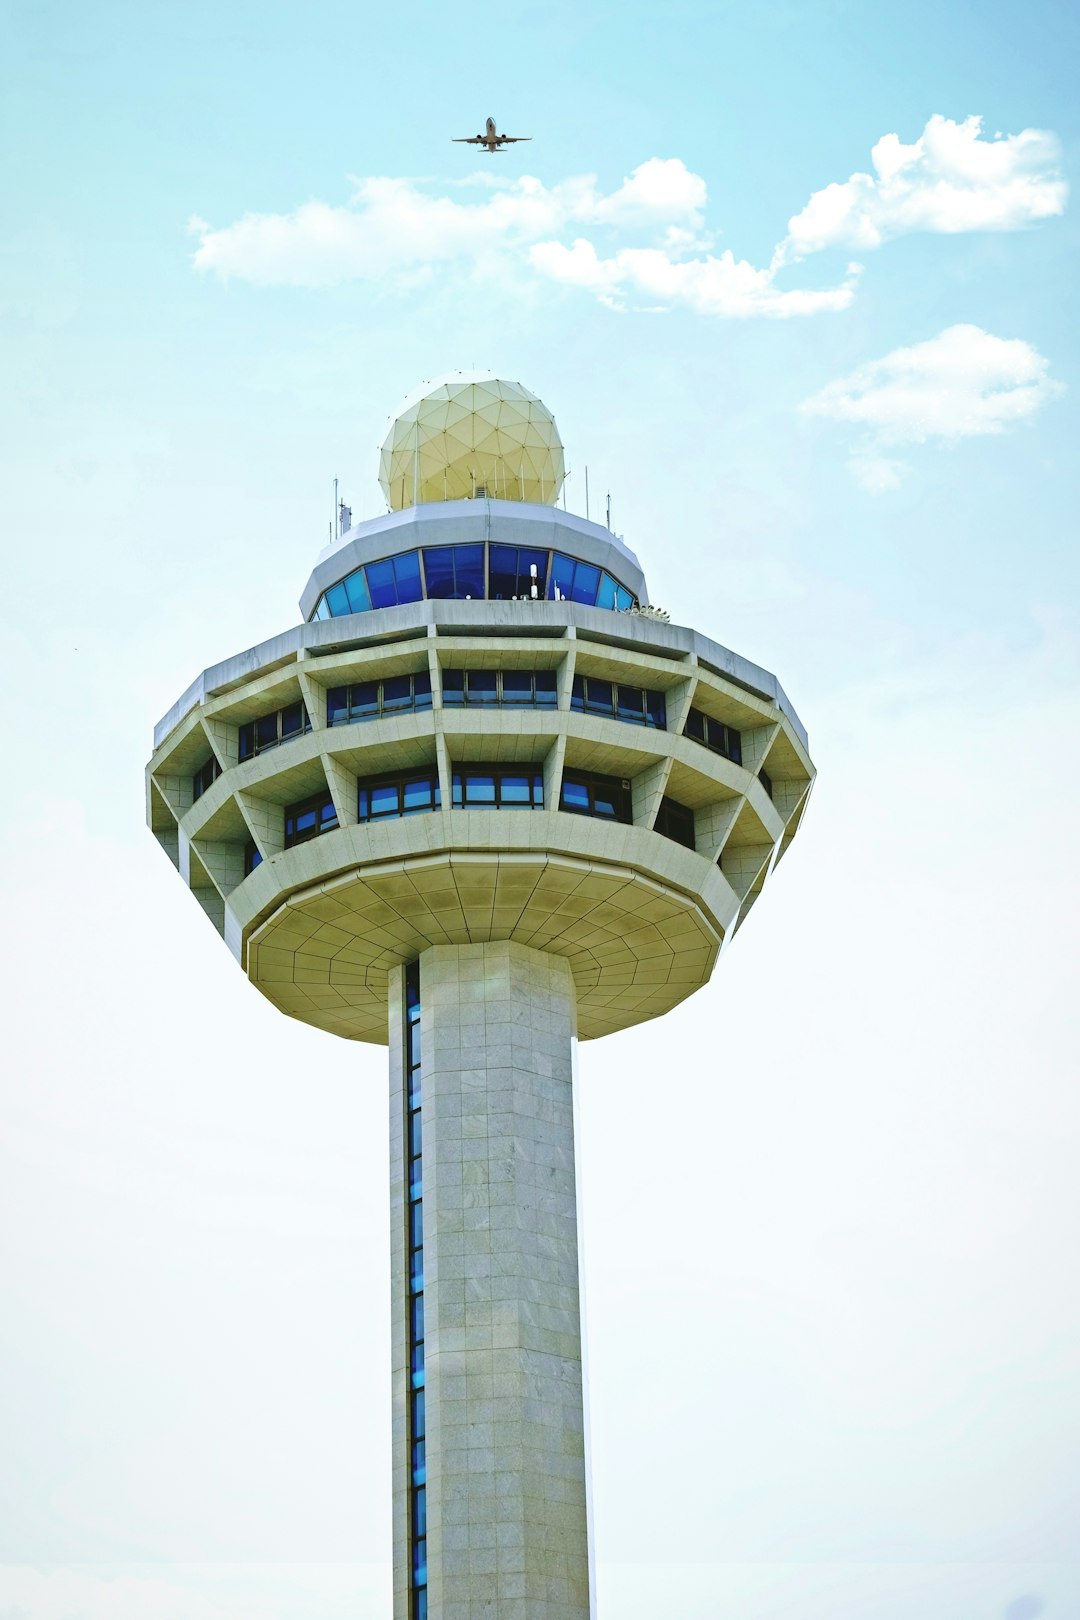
[146,379,815,1619]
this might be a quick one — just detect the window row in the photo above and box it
[238,701,310,761]
[310,543,637,621]
[684,706,742,764]
[199,685,750,789]
[570,674,666,729]
[328,672,432,725]
[239,770,700,867]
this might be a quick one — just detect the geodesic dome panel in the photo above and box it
[379,378,565,509]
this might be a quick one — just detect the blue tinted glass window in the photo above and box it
[256,713,279,750]
[535,670,557,705]
[442,669,465,704]
[280,701,305,738]
[489,544,548,599]
[403,776,439,813]
[421,547,454,597]
[327,687,348,725]
[501,670,531,703]
[344,568,371,614]
[646,690,667,728]
[471,773,496,803]
[313,598,330,621]
[371,782,400,817]
[394,551,422,601]
[413,671,432,708]
[500,774,531,805]
[615,584,635,611]
[422,544,485,600]
[561,779,590,813]
[325,581,350,616]
[616,685,644,723]
[365,558,397,609]
[415,1485,427,1537]
[585,677,613,715]
[550,552,576,601]
[382,675,412,710]
[570,561,600,604]
[468,670,497,704]
[352,681,379,719]
[597,572,618,610]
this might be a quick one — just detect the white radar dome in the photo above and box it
[379,377,565,510]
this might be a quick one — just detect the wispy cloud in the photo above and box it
[800,324,1064,490]
[774,115,1066,266]
[190,117,1065,317]
[529,239,859,317]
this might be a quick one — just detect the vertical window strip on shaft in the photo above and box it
[404,962,426,1614]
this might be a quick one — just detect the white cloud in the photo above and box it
[191,161,703,289]
[775,115,1066,265]
[530,238,859,318]
[801,324,1064,489]
[189,158,854,315]
[190,118,1065,316]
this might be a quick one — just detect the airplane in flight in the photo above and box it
[453,116,531,154]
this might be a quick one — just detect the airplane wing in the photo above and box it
[452,135,483,143]
[500,136,531,143]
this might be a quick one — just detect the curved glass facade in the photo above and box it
[310,542,637,621]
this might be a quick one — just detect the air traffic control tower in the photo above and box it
[147,377,815,1620]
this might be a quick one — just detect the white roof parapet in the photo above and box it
[152,598,809,753]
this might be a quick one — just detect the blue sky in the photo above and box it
[2,2,1079,1617]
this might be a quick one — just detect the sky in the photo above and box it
[2,0,1079,1615]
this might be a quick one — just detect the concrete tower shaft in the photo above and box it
[146,381,815,1619]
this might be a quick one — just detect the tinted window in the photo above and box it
[344,569,371,613]
[560,772,631,822]
[442,669,465,704]
[453,766,543,809]
[488,544,548,599]
[422,544,485,600]
[656,796,696,850]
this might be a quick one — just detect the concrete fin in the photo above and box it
[236,789,285,856]
[323,753,358,827]
[192,884,226,937]
[631,758,673,829]
[192,837,248,896]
